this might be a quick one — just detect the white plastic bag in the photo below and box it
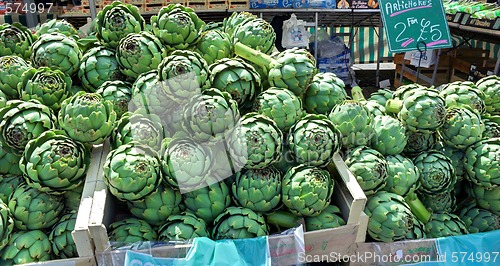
[282,14,311,49]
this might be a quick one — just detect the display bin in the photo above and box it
[83,141,366,264]
[450,47,495,82]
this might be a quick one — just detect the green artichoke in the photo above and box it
[36,19,79,40]
[63,183,83,212]
[483,118,500,139]
[95,1,145,49]
[232,18,276,55]
[130,70,172,122]
[208,140,245,181]
[0,23,37,59]
[128,184,182,227]
[368,88,393,107]
[464,138,500,189]
[116,31,167,79]
[438,107,484,149]
[0,175,24,203]
[212,207,269,240]
[151,4,205,50]
[31,33,82,76]
[223,12,258,38]
[103,142,161,202]
[0,100,57,155]
[392,83,427,101]
[0,144,22,175]
[384,154,420,197]
[365,191,415,242]
[78,46,124,92]
[17,67,72,111]
[58,92,117,144]
[183,181,232,224]
[282,164,334,216]
[8,184,64,230]
[288,114,341,166]
[0,90,6,108]
[425,212,469,238]
[265,210,302,232]
[108,218,158,243]
[19,130,90,195]
[470,184,500,216]
[328,100,374,148]
[304,72,347,115]
[158,212,210,241]
[403,131,437,157]
[476,75,500,115]
[232,166,282,213]
[0,199,14,251]
[434,142,466,180]
[0,230,51,264]
[438,80,486,114]
[405,216,426,240]
[458,203,500,233]
[363,100,387,117]
[193,29,233,65]
[420,191,456,213]
[96,80,133,119]
[49,211,77,259]
[182,88,240,142]
[208,58,261,109]
[305,205,346,231]
[413,150,456,195]
[253,88,304,132]
[111,112,165,150]
[0,55,30,99]
[227,112,283,169]
[161,137,213,190]
[371,115,408,155]
[345,146,387,196]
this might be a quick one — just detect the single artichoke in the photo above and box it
[0,175,24,203]
[108,218,158,243]
[328,100,374,148]
[483,118,500,139]
[253,88,305,132]
[345,146,387,196]
[304,72,347,114]
[384,154,420,197]
[193,29,233,65]
[212,207,269,240]
[63,183,83,212]
[157,212,210,241]
[425,212,469,238]
[458,203,500,233]
[0,230,51,264]
[476,75,500,115]
[403,131,437,157]
[31,33,82,76]
[111,112,165,150]
[0,199,14,251]
[78,46,124,92]
[368,88,393,107]
[0,23,37,59]
[0,55,30,99]
[464,138,500,189]
[420,191,456,213]
[49,211,77,259]
[438,80,486,114]
[371,115,408,155]
[413,150,456,195]
[95,80,133,119]
[232,18,276,55]
[0,144,22,175]
[305,205,346,231]
[35,19,79,40]
[183,181,232,224]
[438,107,484,149]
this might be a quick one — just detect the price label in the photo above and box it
[379,0,452,53]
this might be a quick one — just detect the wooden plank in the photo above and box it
[356,212,369,243]
[208,0,227,10]
[228,0,249,10]
[20,257,95,266]
[186,1,208,10]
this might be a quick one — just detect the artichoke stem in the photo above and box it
[385,99,403,114]
[351,86,366,101]
[234,42,276,69]
[405,193,431,223]
[266,210,301,229]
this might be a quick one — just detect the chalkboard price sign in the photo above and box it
[379,0,452,53]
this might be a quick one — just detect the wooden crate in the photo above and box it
[86,147,366,264]
[143,3,164,14]
[186,0,208,10]
[144,0,165,4]
[208,0,228,10]
[450,48,493,82]
[228,0,249,10]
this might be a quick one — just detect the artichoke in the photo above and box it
[151,4,205,50]
[476,75,500,115]
[183,181,232,224]
[232,18,276,55]
[208,140,245,181]
[232,166,282,213]
[31,33,82,76]
[212,207,269,240]
[0,55,30,99]
[371,115,408,155]
[19,130,90,195]
[413,150,456,195]
[405,216,427,240]
[208,58,261,109]
[0,230,51,264]
[0,175,24,203]
[49,211,77,259]
[288,114,341,166]
[403,131,437,157]
[96,80,133,119]
[223,12,258,38]
[253,88,304,132]
[368,88,393,107]
[0,144,22,175]
[182,88,240,142]
[305,205,346,231]
[384,154,420,197]
[116,31,167,79]
[95,1,145,49]
[0,199,14,251]
[438,80,486,114]
[158,212,210,241]
[425,212,469,238]
[193,29,233,65]
[0,100,57,155]
[58,92,117,144]
[282,164,334,217]
[483,118,500,139]
[227,112,283,169]
[392,83,427,101]
[438,107,484,149]
[365,191,415,242]
[420,191,456,213]
[434,142,466,180]
[35,19,79,40]
[464,138,500,189]
[103,142,161,202]
[130,70,172,122]
[363,100,387,117]
[304,72,347,115]
[17,67,72,111]
[78,46,124,92]
[111,112,165,150]
[470,184,500,215]
[0,23,36,59]
[328,100,374,148]
[8,184,64,230]
[345,146,387,196]
[63,183,83,212]
[458,203,500,233]
[108,218,157,243]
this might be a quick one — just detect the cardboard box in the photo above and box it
[85,142,366,264]
[292,0,336,9]
[249,0,292,9]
